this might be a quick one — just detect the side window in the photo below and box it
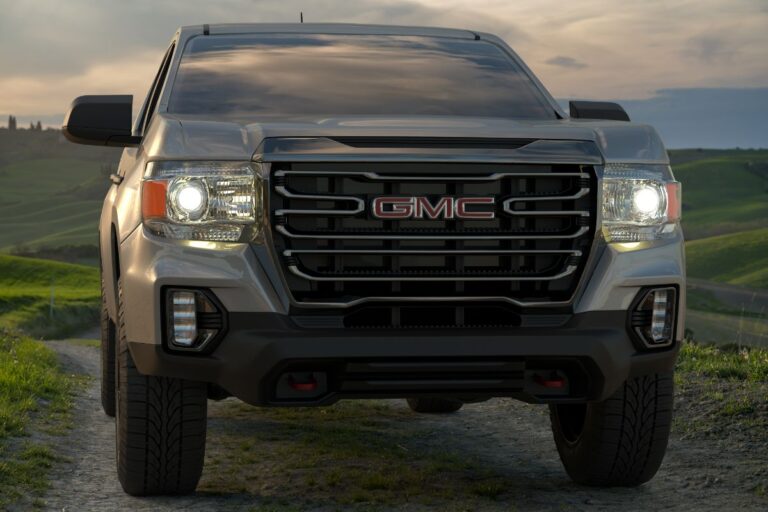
[136,44,176,136]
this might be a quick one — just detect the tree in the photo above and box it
[7,115,16,130]
[29,122,35,130]
[35,121,42,131]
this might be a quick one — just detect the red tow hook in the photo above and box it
[534,372,566,389]
[287,374,318,392]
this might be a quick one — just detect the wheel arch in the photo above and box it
[100,221,121,322]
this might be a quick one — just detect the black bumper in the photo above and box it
[129,310,678,406]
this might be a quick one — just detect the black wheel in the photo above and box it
[100,277,116,417]
[407,397,463,414]
[115,279,208,496]
[549,372,674,487]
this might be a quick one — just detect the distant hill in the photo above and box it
[0,129,120,252]
[0,127,120,167]
[671,149,768,240]
[686,228,768,289]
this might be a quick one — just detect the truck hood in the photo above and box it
[144,114,669,164]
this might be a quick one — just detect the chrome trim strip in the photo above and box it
[274,185,364,216]
[502,187,590,217]
[285,249,581,256]
[275,224,590,240]
[287,264,578,282]
[290,295,573,309]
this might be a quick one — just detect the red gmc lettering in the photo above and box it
[372,197,414,218]
[372,196,495,219]
[414,197,454,219]
[456,197,496,219]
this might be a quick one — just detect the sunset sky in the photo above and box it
[0,0,766,147]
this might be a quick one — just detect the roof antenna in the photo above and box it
[300,12,304,23]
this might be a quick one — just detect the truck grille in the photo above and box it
[270,162,596,307]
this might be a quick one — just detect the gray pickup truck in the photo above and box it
[63,23,684,496]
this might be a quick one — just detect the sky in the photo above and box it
[0,0,766,147]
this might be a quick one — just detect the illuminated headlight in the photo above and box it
[169,178,208,221]
[602,164,681,242]
[142,161,264,242]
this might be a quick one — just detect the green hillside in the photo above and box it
[0,129,119,253]
[671,149,768,240]
[0,159,106,250]
[686,228,768,288]
[0,254,100,338]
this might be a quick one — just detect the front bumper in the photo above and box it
[119,226,684,406]
[129,309,679,406]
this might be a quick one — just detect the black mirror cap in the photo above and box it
[569,100,630,122]
[62,95,141,147]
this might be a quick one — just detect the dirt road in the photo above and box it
[40,339,767,511]
[686,279,768,347]
[688,278,768,316]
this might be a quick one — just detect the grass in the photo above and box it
[0,250,93,509]
[673,340,767,441]
[685,228,768,288]
[0,328,77,508]
[676,341,767,434]
[677,340,768,382]
[0,254,100,338]
[203,400,520,508]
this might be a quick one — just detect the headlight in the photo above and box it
[142,161,264,242]
[602,164,681,242]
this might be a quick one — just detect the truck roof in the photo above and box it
[177,22,479,40]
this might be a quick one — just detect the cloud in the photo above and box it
[0,50,160,115]
[545,56,587,69]
[683,35,738,63]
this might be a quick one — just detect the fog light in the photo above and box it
[631,287,676,348]
[171,291,197,347]
[166,289,224,351]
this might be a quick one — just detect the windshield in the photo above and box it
[168,34,557,120]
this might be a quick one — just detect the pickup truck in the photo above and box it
[62,23,684,495]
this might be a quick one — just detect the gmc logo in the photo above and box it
[371,196,495,220]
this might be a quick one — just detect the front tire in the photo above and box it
[407,397,463,413]
[115,279,208,496]
[549,372,674,486]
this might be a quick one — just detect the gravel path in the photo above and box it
[41,339,767,511]
[688,278,768,316]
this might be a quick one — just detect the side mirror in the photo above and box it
[569,101,630,121]
[62,95,141,147]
